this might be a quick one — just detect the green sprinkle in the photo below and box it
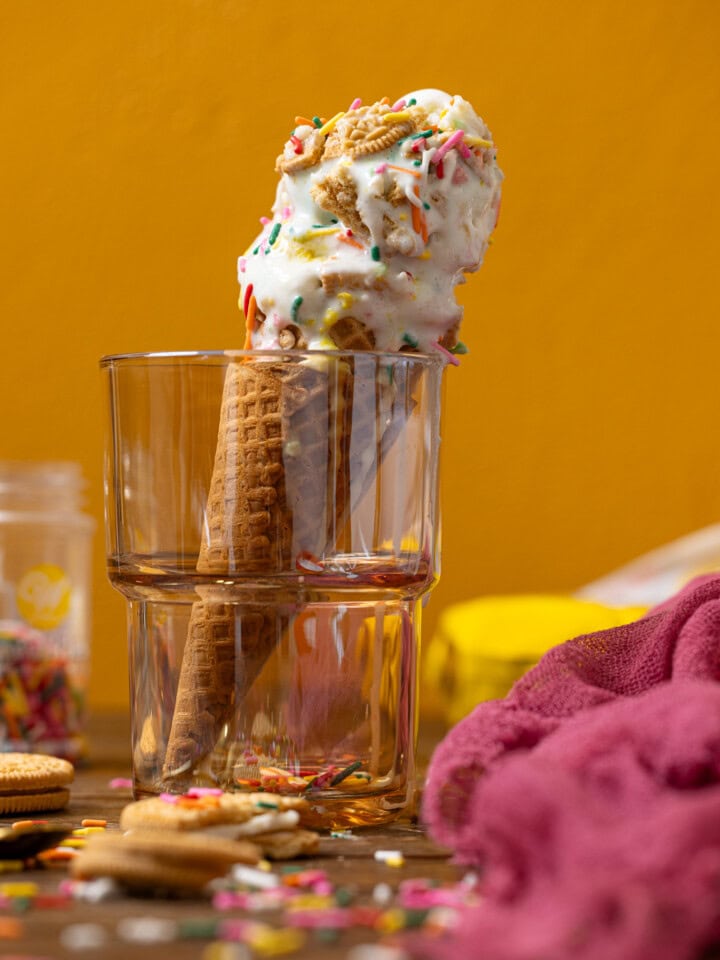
[450,340,469,355]
[312,116,322,127]
[335,887,355,906]
[178,919,220,939]
[315,929,341,944]
[402,332,419,348]
[404,909,430,929]
[291,295,303,322]
[370,245,381,262]
[413,159,422,166]
[252,246,259,255]
[423,201,431,210]
[268,222,281,245]
[281,864,304,874]
[407,98,417,106]
[410,129,433,139]
[330,760,362,786]
[255,800,279,809]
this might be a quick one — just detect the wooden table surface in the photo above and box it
[1,714,460,959]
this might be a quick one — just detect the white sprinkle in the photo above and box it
[346,945,409,960]
[373,849,402,861]
[59,923,108,950]
[374,849,404,864]
[231,864,281,889]
[116,916,177,943]
[372,882,394,906]
[72,877,120,903]
[233,810,300,836]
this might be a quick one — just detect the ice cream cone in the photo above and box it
[163,344,386,784]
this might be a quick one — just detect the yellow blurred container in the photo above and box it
[423,594,647,726]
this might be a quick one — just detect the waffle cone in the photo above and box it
[163,357,352,782]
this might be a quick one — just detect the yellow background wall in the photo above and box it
[1,1,719,708]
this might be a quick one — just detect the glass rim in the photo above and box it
[99,348,445,367]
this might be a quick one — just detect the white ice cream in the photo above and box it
[238,89,503,353]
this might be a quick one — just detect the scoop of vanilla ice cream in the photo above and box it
[238,89,502,353]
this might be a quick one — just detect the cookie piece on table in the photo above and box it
[70,829,260,895]
[0,753,74,814]
[119,790,309,831]
[252,828,320,860]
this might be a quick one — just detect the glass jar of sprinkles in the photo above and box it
[0,461,95,762]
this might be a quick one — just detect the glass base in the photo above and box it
[126,584,421,829]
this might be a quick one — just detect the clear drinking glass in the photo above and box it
[102,350,443,828]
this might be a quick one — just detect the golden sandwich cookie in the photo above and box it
[0,753,73,814]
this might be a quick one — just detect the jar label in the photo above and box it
[15,563,72,630]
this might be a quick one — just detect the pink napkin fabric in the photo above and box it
[418,575,720,960]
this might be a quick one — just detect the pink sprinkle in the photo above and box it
[432,341,461,366]
[374,163,388,174]
[349,97,362,110]
[432,129,465,164]
[287,909,353,929]
[260,216,271,225]
[186,787,223,797]
[282,206,292,219]
[293,869,328,887]
[399,888,467,909]
[458,141,473,159]
[108,778,132,789]
[159,792,180,804]
[238,257,247,273]
[219,919,255,940]
[313,880,334,896]
[213,891,248,911]
[391,97,407,111]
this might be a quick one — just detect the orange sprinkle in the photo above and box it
[243,295,258,350]
[38,849,76,862]
[294,115,314,127]
[11,820,46,830]
[385,163,422,179]
[81,818,107,828]
[0,917,22,938]
[177,795,221,809]
[338,233,365,251]
[380,96,390,105]
[247,294,257,332]
[412,186,428,243]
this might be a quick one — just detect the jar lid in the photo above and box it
[0,461,88,515]
[0,461,83,490]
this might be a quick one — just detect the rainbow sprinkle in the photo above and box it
[432,341,460,366]
[432,130,465,164]
[318,112,344,137]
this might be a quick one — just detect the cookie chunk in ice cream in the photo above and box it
[238,89,503,354]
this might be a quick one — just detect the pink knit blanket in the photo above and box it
[419,575,720,959]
